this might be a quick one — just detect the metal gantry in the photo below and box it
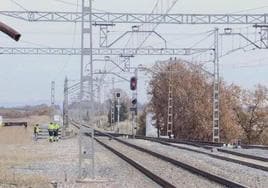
[1,11,268,25]
[0,47,211,56]
[1,8,267,146]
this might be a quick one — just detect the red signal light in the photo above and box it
[130,77,137,90]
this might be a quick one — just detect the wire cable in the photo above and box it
[8,0,28,11]
[137,0,179,49]
[189,30,214,48]
[229,5,268,14]
[52,0,109,13]
[53,0,79,81]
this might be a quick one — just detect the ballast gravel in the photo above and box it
[8,136,160,188]
[123,138,268,188]
[97,137,222,188]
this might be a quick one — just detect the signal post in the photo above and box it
[130,69,138,137]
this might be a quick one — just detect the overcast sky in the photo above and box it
[1,0,268,107]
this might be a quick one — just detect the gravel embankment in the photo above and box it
[3,133,159,188]
[98,137,222,188]
[123,138,268,188]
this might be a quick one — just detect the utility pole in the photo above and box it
[63,77,69,136]
[116,92,121,133]
[51,81,55,106]
[50,81,56,121]
[110,78,115,130]
[130,69,138,137]
[166,59,174,138]
[80,0,94,103]
[96,77,102,127]
[213,28,220,143]
[78,0,95,180]
[133,69,138,137]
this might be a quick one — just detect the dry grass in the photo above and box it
[0,170,49,188]
[0,115,50,145]
[0,116,52,187]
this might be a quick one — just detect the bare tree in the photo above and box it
[149,59,241,142]
[233,85,268,144]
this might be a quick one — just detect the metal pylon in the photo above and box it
[110,78,115,130]
[79,0,95,180]
[63,77,69,136]
[212,28,220,143]
[80,0,94,102]
[166,61,173,138]
[51,81,55,106]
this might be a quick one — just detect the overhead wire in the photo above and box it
[220,39,262,58]
[52,0,79,82]
[229,5,268,14]
[8,0,28,11]
[19,40,53,48]
[52,0,108,13]
[137,0,179,49]
[189,30,215,48]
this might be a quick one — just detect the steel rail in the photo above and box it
[217,148,268,162]
[95,130,248,188]
[70,120,176,187]
[135,136,268,172]
[241,144,268,150]
[95,137,176,188]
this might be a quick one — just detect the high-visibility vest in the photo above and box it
[53,123,60,130]
[48,123,54,131]
[34,126,40,133]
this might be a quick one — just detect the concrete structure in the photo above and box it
[146,112,157,137]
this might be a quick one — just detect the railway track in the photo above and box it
[93,131,268,164]
[95,137,176,188]
[241,144,268,150]
[71,120,176,187]
[217,148,268,162]
[71,121,267,171]
[70,121,266,187]
[133,136,268,172]
[70,121,247,187]
[94,131,268,151]
[95,130,247,188]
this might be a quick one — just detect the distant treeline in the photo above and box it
[0,104,56,118]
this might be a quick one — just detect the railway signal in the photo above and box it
[131,98,137,105]
[116,92,121,133]
[130,77,137,91]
